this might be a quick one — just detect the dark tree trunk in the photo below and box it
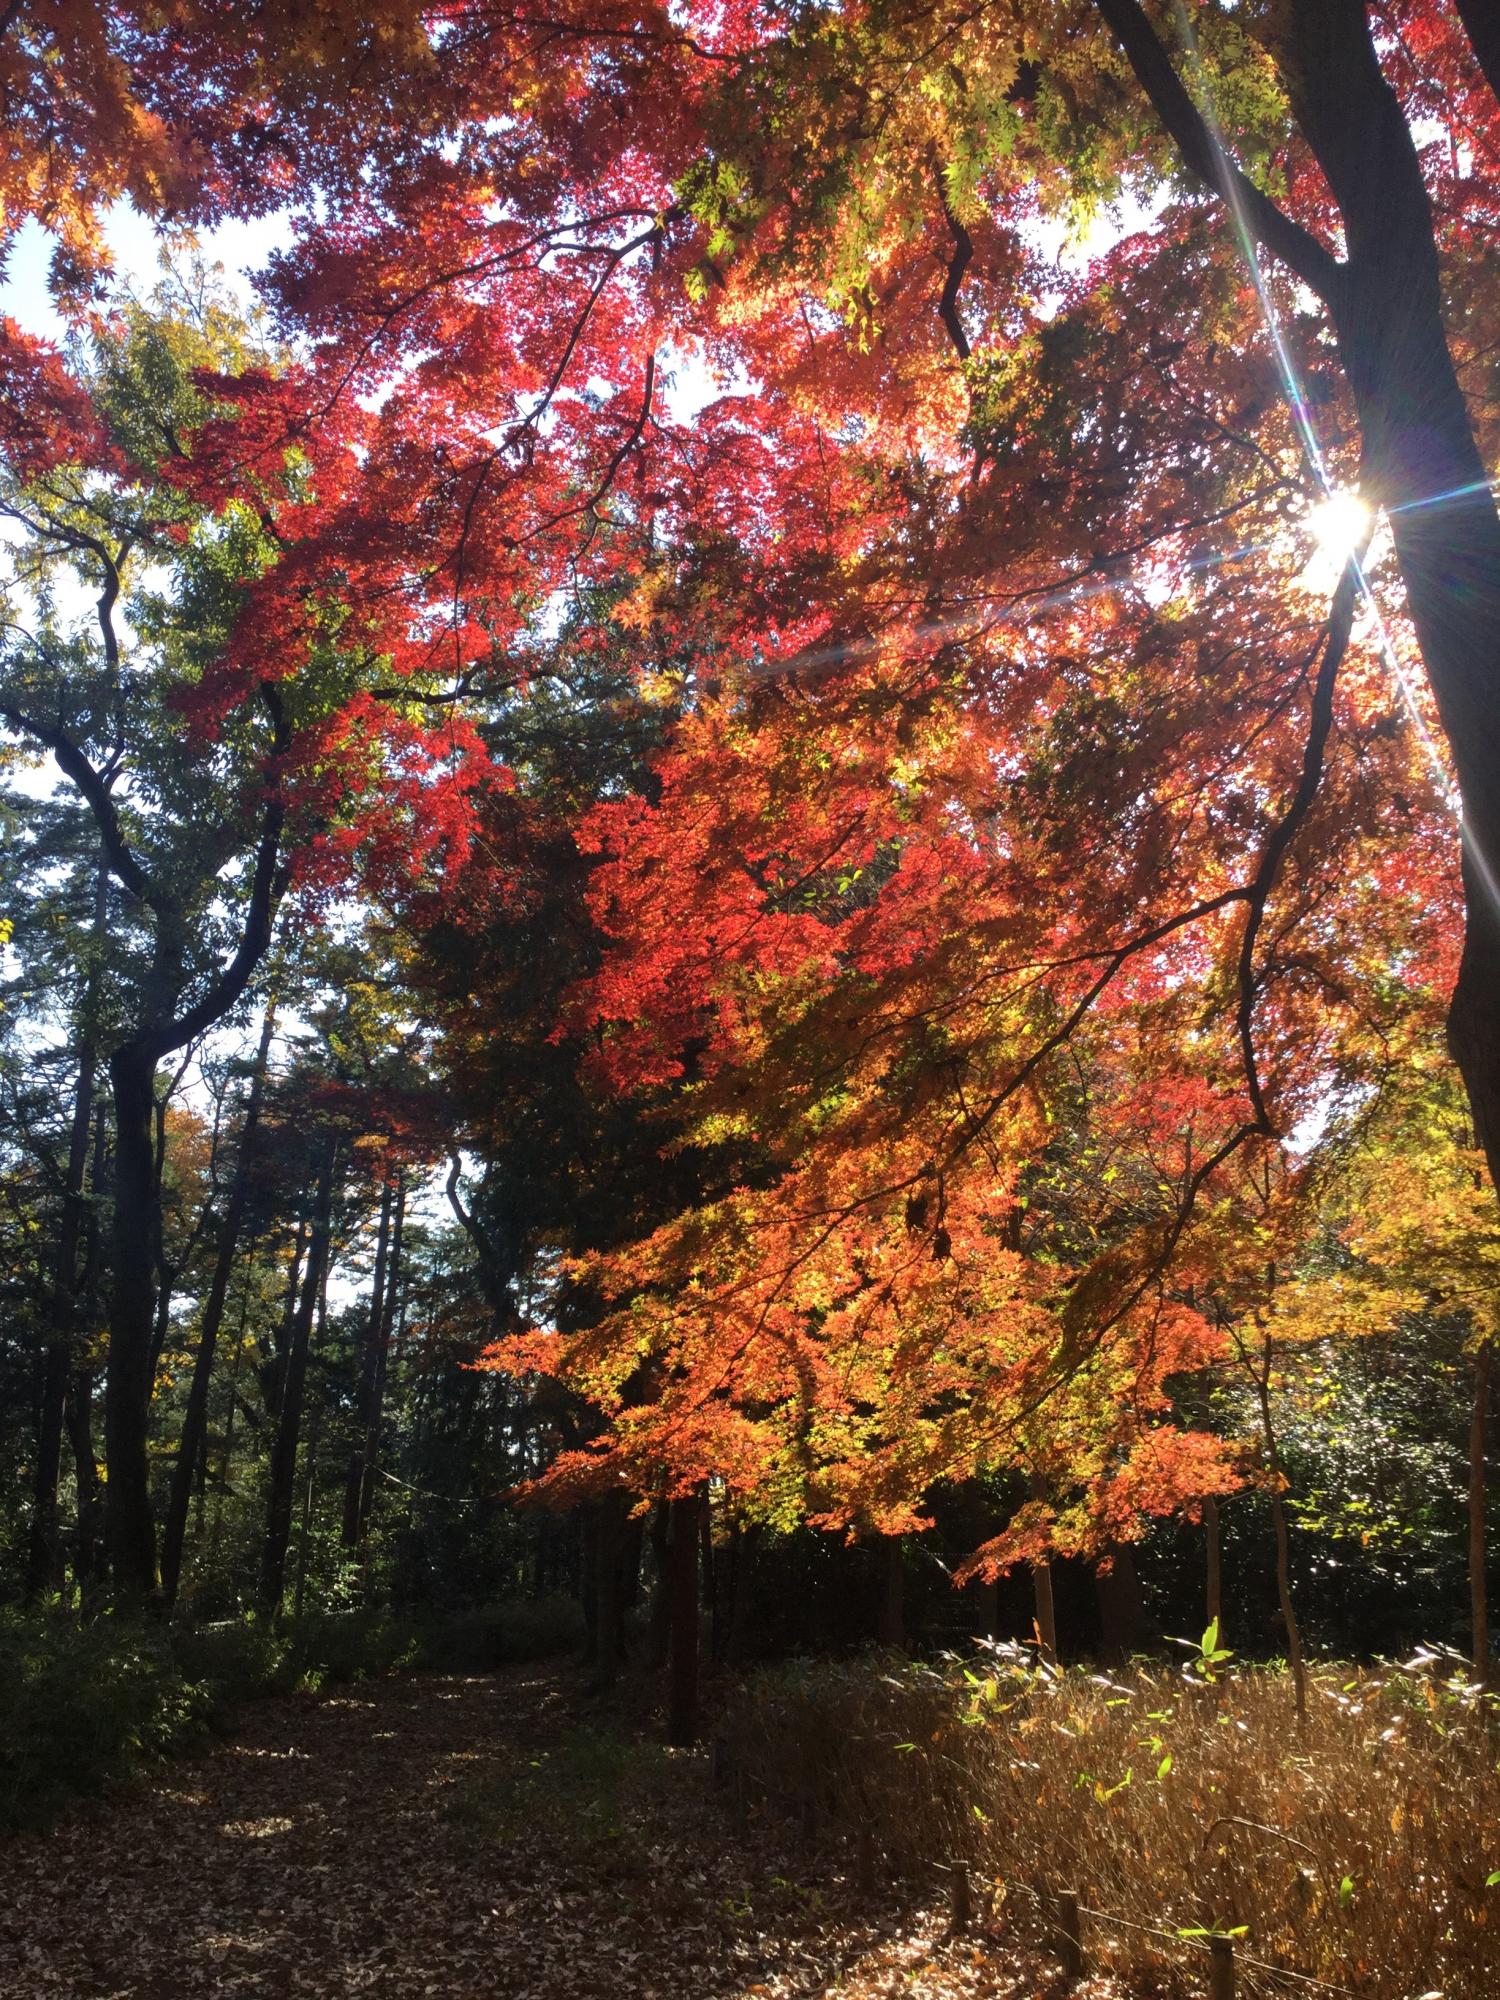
[667,1491,700,1745]
[648,1499,672,1668]
[1094,1543,1149,1661]
[1470,1339,1492,1685]
[343,1179,393,1548]
[876,1534,905,1649]
[725,1520,756,1666]
[1278,4,1500,1196]
[104,1047,161,1600]
[160,1000,275,1606]
[294,1395,324,1622]
[65,1368,101,1601]
[26,1032,92,1592]
[355,1176,405,1544]
[260,1147,336,1613]
[1204,1495,1223,1637]
[1456,0,1500,111]
[590,1492,627,1690]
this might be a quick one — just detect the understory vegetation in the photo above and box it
[0,1596,582,1831]
[722,1645,1500,1999]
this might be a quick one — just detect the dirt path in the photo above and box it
[0,1669,1069,2000]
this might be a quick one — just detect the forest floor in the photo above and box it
[0,1663,1131,2000]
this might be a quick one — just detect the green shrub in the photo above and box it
[0,1610,211,1830]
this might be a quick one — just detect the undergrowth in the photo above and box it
[0,1593,582,1831]
[719,1634,1500,1999]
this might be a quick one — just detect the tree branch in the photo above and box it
[1092,0,1343,306]
[0,697,153,904]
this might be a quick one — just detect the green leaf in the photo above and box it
[1156,1752,1173,1780]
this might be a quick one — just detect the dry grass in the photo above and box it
[718,1641,1500,1998]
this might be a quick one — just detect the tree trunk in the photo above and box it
[28,1035,97,1597]
[160,1000,275,1606]
[355,1175,405,1544]
[1098,0,1500,1197]
[65,1369,101,1602]
[1204,1495,1223,1637]
[1032,1557,1059,1667]
[1094,1543,1148,1660]
[1470,1338,1492,1685]
[590,1492,626,1691]
[104,1046,162,1600]
[648,1498,672,1668]
[343,1179,393,1548]
[876,1534,905,1649]
[667,1491,700,1745]
[294,1396,324,1622]
[260,1147,336,1613]
[1251,1343,1307,1721]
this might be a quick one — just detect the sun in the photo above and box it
[1305,489,1373,562]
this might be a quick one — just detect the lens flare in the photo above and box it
[1305,490,1373,562]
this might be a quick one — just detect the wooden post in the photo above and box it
[949,1861,971,1934]
[1208,1934,1235,2000]
[1055,1888,1083,1980]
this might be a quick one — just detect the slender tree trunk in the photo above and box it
[1204,1495,1223,1636]
[590,1493,626,1690]
[260,1148,336,1613]
[160,1001,275,1606]
[27,1039,98,1597]
[64,1370,100,1603]
[1470,1339,1492,1685]
[343,1180,393,1547]
[648,1498,672,1668]
[701,1485,720,1665]
[1251,1341,1307,1721]
[726,1520,755,1665]
[294,1396,324,1622]
[104,1047,162,1600]
[356,1175,404,1544]
[667,1491,700,1745]
[206,1244,255,1582]
[1032,1558,1059,1667]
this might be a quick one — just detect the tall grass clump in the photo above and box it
[720,1633,1500,1998]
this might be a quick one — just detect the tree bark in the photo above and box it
[160,999,276,1605]
[667,1491,700,1745]
[259,1146,336,1613]
[1204,1494,1223,1637]
[355,1175,405,1544]
[1094,1543,1148,1660]
[26,1036,96,1597]
[876,1533,905,1649]
[343,1178,393,1547]
[1455,0,1500,112]
[1032,1556,1059,1667]
[1250,1338,1307,1721]
[103,1046,162,1599]
[1470,1338,1492,1685]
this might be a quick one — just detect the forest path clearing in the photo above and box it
[0,1666,1082,2000]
